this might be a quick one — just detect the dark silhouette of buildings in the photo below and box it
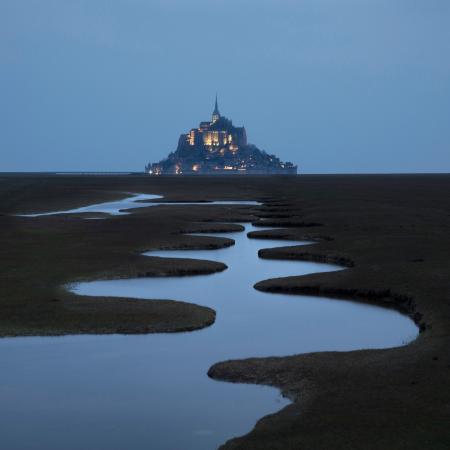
[146,97,297,175]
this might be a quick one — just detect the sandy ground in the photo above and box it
[1,173,449,448]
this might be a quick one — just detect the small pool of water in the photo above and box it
[1,196,418,450]
[18,194,162,216]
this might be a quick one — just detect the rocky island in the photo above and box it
[146,97,297,175]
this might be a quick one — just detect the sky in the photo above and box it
[1,0,450,173]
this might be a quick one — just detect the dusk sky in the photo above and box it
[1,0,449,173]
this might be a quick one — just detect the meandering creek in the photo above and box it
[2,195,418,450]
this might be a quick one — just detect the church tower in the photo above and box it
[212,94,220,123]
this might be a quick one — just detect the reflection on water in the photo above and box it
[18,193,162,216]
[1,199,418,450]
[17,194,261,217]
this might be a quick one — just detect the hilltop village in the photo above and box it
[146,97,297,175]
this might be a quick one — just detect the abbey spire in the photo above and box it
[146,96,297,175]
[212,94,220,123]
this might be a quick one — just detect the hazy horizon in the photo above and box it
[1,0,450,174]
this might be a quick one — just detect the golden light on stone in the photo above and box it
[188,130,196,145]
[145,95,297,175]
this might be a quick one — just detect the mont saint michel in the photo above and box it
[146,97,297,175]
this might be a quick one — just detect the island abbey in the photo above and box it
[146,97,297,175]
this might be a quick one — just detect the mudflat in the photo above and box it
[1,173,449,449]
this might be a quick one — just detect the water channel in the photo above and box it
[1,195,418,450]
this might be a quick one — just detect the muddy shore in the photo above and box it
[1,173,449,448]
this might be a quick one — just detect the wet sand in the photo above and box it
[1,173,449,448]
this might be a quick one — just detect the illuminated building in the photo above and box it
[146,96,297,175]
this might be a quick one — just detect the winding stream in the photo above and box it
[1,195,418,450]
[17,193,259,217]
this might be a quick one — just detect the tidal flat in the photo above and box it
[0,174,449,449]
